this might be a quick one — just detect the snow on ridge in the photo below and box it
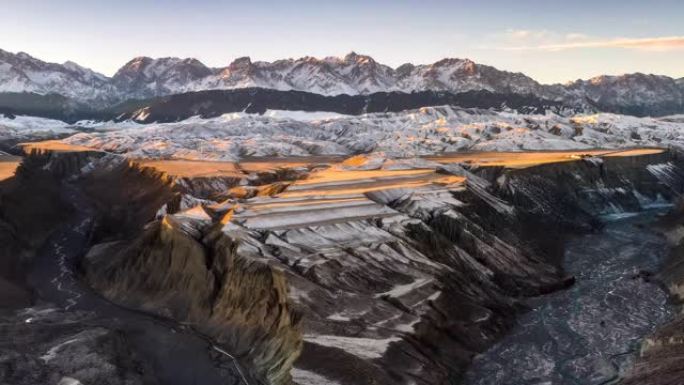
[291,369,341,385]
[3,48,682,111]
[303,334,401,360]
[0,114,77,141]
[0,114,72,130]
[9,106,684,160]
[261,110,350,121]
[64,107,684,159]
[176,110,351,124]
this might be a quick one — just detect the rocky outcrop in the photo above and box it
[495,151,684,225]
[85,212,302,385]
[621,198,684,385]
[78,157,177,241]
[115,88,572,124]
[621,315,684,385]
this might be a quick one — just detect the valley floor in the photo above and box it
[464,211,675,385]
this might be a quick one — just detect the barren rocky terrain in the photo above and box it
[2,141,683,385]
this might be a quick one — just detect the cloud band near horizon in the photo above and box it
[501,36,684,51]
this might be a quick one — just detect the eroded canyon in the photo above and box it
[2,145,684,385]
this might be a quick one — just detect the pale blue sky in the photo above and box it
[2,0,683,83]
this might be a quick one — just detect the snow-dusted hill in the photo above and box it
[1,49,682,116]
[0,49,116,103]
[111,56,214,100]
[48,107,684,160]
[565,73,684,116]
[0,114,76,140]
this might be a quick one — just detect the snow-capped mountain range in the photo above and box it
[109,52,552,100]
[0,48,683,116]
[0,49,115,102]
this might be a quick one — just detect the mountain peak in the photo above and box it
[62,60,89,72]
[343,51,374,64]
[118,56,153,72]
[230,56,253,67]
[300,56,322,64]
[15,51,34,60]
[431,58,470,67]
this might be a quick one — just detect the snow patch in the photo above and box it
[55,106,684,161]
[376,278,432,298]
[291,368,341,385]
[57,378,83,385]
[304,334,401,359]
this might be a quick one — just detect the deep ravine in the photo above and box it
[6,147,684,385]
[463,210,676,385]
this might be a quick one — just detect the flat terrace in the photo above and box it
[137,159,244,178]
[279,168,464,197]
[123,148,669,179]
[17,139,667,179]
[20,140,95,154]
[0,155,20,182]
[426,148,665,169]
[231,194,401,230]
[137,157,336,178]
[240,155,344,173]
[229,166,466,230]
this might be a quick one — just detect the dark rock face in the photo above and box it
[497,152,684,224]
[622,199,684,385]
[621,317,684,385]
[0,92,98,123]
[116,88,572,124]
[0,152,78,307]
[566,73,684,117]
[0,88,575,124]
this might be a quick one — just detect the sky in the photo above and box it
[2,0,683,84]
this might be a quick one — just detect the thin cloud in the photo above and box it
[501,36,684,51]
[504,29,551,41]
